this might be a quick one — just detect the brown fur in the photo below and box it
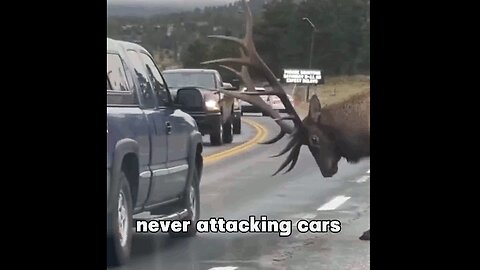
[316,91,370,163]
[323,91,370,131]
[306,91,371,240]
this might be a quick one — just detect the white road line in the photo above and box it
[367,169,370,174]
[356,175,370,183]
[290,213,317,220]
[208,267,238,270]
[291,213,317,228]
[300,213,317,219]
[317,195,351,211]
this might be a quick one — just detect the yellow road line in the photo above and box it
[204,118,268,165]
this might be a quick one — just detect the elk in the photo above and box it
[202,0,370,240]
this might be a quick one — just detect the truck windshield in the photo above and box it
[163,72,216,89]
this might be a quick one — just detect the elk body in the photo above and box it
[304,91,370,177]
[203,0,370,240]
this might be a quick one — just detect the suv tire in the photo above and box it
[222,119,233,144]
[233,118,241,134]
[210,120,223,146]
[107,172,133,267]
[169,165,200,238]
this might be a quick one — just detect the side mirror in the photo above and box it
[230,79,241,90]
[222,82,238,91]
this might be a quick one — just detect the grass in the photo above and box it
[291,75,370,117]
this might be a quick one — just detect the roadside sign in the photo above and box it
[283,69,324,85]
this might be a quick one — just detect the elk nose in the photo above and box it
[320,165,338,178]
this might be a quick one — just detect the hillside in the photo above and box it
[107,0,369,78]
[107,4,188,17]
[107,0,245,17]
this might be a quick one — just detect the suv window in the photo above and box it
[107,53,129,91]
[126,50,157,109]
[163,72,216,90]
[107,53,136,106]
[140,53,171,106]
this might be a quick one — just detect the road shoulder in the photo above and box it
[271,206,370,270]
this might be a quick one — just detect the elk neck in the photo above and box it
[319,91,370,162]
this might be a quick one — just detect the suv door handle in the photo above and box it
[166,122,172,135]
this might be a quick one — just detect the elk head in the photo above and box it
[202,0,341,177]
[303,95,341,177]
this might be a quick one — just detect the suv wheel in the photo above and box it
[210,120,223,146]
[222,119,233,144]
[233,117,241,134]
[107,172,133,266]
[169,165,200,238]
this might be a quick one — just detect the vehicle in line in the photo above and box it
[107,38,203,266]
[239,87,294,115]
[163,69,241,145]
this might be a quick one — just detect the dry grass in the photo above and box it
[292,75,370,117]
[154,49,181,70]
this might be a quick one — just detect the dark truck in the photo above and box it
[162,69,242,145]
[107,38,203,266]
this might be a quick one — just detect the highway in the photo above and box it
[110,114,370,270]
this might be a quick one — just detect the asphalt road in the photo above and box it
[110,114,370,270]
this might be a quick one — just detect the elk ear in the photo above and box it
[308,95,322,123]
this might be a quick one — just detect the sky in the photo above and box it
[107,0,235,4]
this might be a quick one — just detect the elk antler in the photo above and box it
[202,0,307,175]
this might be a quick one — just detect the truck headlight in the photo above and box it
[205,100,220,111]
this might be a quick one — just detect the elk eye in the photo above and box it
[311,135,320,145]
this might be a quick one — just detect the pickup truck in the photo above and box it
[162,69,242,145]
[107,38,203,266]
